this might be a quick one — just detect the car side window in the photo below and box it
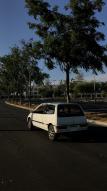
[33,105,46,114]
[44,105,55,114]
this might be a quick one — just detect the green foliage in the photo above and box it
[0,40,49,97]
[38,81,66,98]
[38,85,53,98]
[21,40,49,85]
[25,0,107,102]
[25,0,107,72]
[101,82,107,93]
[73,81,101,94]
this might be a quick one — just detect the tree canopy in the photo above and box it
[0,40,49,99]
[25,0,107,102]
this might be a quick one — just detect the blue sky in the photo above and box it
[0,0,107,82]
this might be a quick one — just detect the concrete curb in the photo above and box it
[5,101,107,127]
[5,101,33,111]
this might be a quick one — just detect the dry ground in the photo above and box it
[85,112,107,122]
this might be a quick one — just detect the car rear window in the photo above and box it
[58,104,84,117]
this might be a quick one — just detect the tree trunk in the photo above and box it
[65,69,70,103]
[29,74,31,108]
[8,86,10,101]
[20,89,22,105]
[94,78,96,104]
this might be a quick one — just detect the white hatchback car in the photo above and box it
[27,103,88,140]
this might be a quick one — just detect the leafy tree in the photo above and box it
[0,47,29,100]
[53,82,66,97]
[0,41,49,100]
[0,54,17,98]
[73,81,100,94]
[21,40,49,101]
[38,85,53,98]
[25,0,107,103]
[101,82,107,93]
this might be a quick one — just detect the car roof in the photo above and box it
[41,102,80,106]
[33,102,82,111]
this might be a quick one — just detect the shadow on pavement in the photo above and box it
[57,126,107,143]
[0,125,107,143]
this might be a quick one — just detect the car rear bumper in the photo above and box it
[54,125,88,134]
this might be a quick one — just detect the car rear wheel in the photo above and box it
[48,125,57,141]
[28,118,33,130]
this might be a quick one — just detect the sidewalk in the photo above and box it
[5,101,107,127]
[87,119,107,127]
[5,101,33,111]
[86,111,107,127]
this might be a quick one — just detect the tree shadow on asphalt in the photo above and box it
[57,126,107,143]
[0,125,107,143]
[28,125,107,143]
[0,127,43,132]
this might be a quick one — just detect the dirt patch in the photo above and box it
[85,112,107,122]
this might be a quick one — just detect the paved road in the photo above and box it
[0,102,107,191]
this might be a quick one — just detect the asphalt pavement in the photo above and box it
[0,101,107,191]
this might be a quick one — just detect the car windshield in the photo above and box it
[58,104,84,117]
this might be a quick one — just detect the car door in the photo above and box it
[32,104,46,129]
[42,105,56,130]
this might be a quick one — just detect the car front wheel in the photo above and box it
[48,125,57,141]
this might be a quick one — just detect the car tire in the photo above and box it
[28,118,33,130]
[48,125,57,141]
